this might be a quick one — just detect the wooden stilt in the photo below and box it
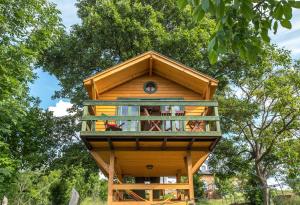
[176,169,182,199]
[108,151,115,205]
[149,190,153,202]
[187,151,194,202]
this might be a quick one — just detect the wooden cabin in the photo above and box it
[80,51,221,205]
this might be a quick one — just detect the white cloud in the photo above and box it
[48,100,73,117]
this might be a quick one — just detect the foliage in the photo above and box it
[50,165,107,204]
[286,140,300,195]
[9,170,61,205]
[242,174,264,205]
[0,141,17,199]
[210,46,300,204]
[214,177,237,200]
[194,172,206,200]
[39,0,253,105]
[178,0,300,64]
[0,0,62,137]
[0,0,62,199]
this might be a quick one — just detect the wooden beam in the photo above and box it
[192,152,209,174]
[176,169,182,199]
[149,57,153,76]
[115,157,122,181]
[205,81,211,100]
[149,190,153,202]
[112,183,189,190]
[81,131,222,137]
[92,79,99,100]
[135,138,140,150]
[108,151,115,205]
[82,115,220,121]
[161,138,167,150]
[93,147,210,152]
[108,138,114,150]
[187,138,195,150]
[186,151,194,201]
[90,151,109,176]
[111,202,187,205]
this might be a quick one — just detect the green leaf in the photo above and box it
[291,1,300,8]
[241,2,253,19]
[177,0,188,9]
[261,29,270,42]
[283,3,292,20]
[273,21,278,34]
[193,5,205,21]
[273,4,284,20]
[246,44,258,63]
[280,20,292,29]
[215,0,225,19]
[201,0,210,11]
[208,37,216,51]
[208,49,218,64]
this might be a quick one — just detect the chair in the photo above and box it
[102,114,125,131]
[144,108,161,131]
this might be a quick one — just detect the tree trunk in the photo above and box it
[262,185,270,205]
[255,158,269,205]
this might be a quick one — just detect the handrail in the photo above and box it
[82,115,219,121]
[80,100,221,136]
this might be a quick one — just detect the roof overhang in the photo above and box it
[84,51,218,99]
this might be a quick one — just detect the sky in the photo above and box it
[29,1,300,113]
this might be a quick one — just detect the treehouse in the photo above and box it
[80,51,221,205]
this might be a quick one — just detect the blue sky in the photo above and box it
[30,1,300,109]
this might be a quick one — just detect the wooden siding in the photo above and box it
[95,74,205,131]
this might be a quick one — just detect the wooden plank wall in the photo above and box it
[95,74,205,131]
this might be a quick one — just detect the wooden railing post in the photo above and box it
[214,106,221,132]
[81,105,88,131]
[149,190,153,202]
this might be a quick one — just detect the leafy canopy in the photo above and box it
[209,45,300,204]
[178,0,300,64]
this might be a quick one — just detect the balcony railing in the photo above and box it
[80,100,221,137]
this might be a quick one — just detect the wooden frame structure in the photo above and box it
[80,51,221,205]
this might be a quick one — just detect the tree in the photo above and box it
[211,46,300,205]
[193,172,205,200]
[0,0,62,137]
[178,0,300,64]
[39,0,249,105]
[0,0,62,198]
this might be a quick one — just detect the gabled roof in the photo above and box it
[84,51,218,99]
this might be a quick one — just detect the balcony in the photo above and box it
[80,100,221,139]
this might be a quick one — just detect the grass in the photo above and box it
[273,195,300,205]
[80,198,106,205]
[81,198,244,205]
[81,195,300,205]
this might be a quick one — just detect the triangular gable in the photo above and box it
[84,51,218,100]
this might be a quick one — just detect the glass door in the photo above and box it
[118,106,139,131]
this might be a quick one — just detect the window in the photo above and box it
[118,106,139,131]
[144,81,157,94]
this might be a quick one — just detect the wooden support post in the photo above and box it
[214,106,221,132]
[149,190,153,202]
[186,151,194,202]
[176,169,182,199]
[108,151,115,205]
[90,151,109,176]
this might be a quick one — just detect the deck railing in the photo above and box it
[80,100,221,137]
